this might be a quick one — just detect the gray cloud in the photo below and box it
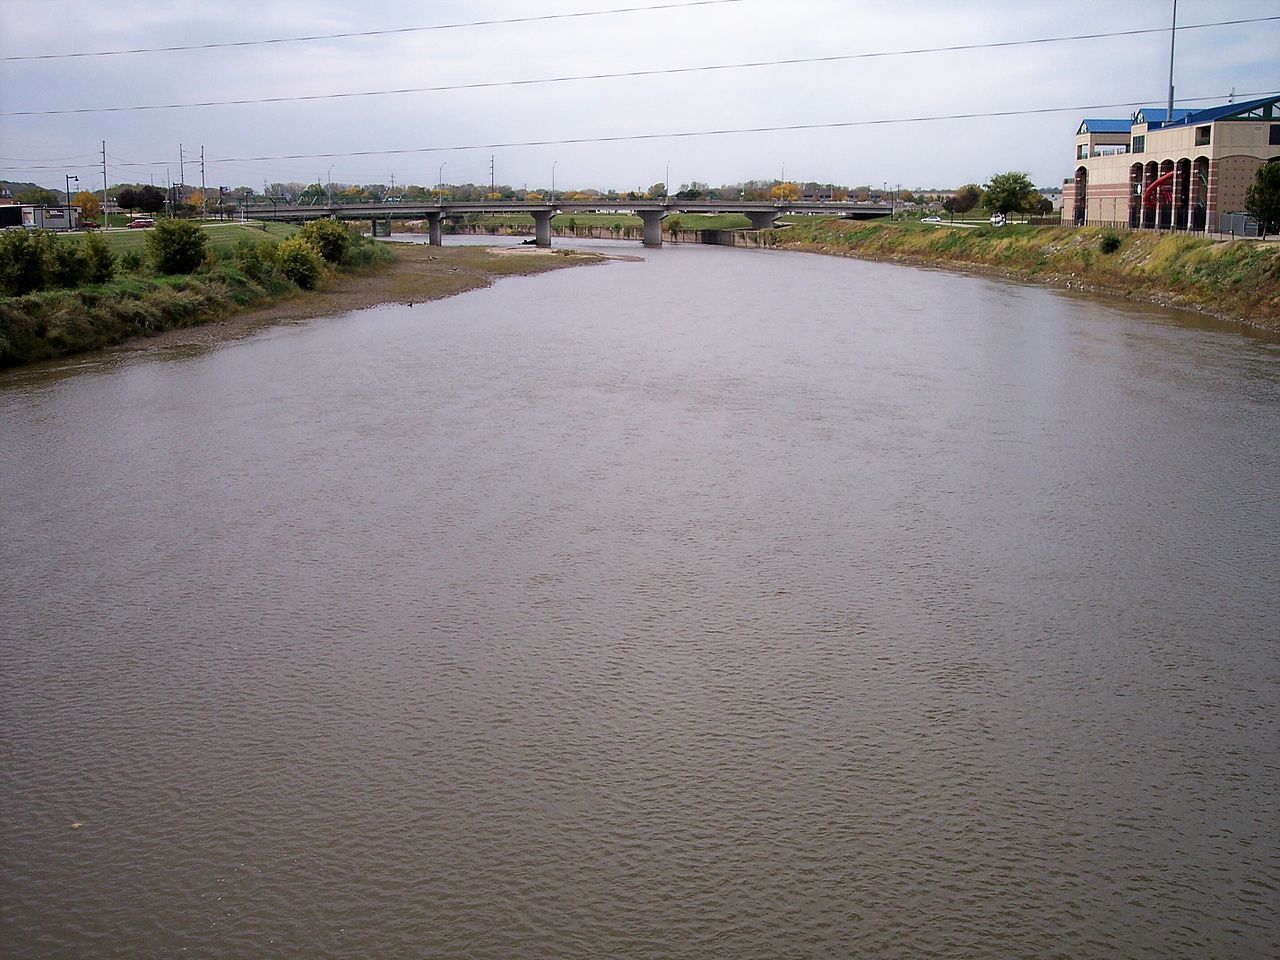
[2,0,1276,192]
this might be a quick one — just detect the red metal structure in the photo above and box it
[1142,170,1175,207]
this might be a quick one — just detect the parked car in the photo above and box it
[128,218,156,228]
[80,219,100,230]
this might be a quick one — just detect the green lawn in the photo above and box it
[64,221,296,254]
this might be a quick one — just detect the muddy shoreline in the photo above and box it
[107,242,608,356]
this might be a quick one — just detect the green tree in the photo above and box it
[983,172,1039,217]
[647,181,668,198]
[145,218,208,274]
[119,185,165,214]
[16,187,59,206]
[950,184,982,216]
[1244,161,1280,238]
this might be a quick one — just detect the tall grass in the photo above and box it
[772,220,1280,325]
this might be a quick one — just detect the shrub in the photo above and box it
[0,230,58,295]
[120,251,143,272]
[1100,232,1123,254]
[338,234,393,270]
[145,218,209,274]
[298,218,353,262]
[51,243,90,288]
[233,238,270,279]
[276,236,324,289]
[81,233,116,283]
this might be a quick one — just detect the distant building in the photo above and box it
[0,204,81,230]
[1063,95,1280,231]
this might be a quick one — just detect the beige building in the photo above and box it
[1063,95,1280,232]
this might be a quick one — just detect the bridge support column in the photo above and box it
[746,211,778,230]
[637,210,664,247]
[426,212,443,246]
[531,210,554,247]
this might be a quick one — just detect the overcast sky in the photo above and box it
[1,0,1276,194]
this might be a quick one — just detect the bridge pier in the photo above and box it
[426,212,443,246]
[637,209,665,247]
[745,211,778,230]
[531,209,554,247]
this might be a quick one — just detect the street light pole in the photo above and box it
[64,173,78,230]
[666,161,670,198]
[327,166,334,205]
[437,162,446,199]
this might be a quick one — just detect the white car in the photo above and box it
[922,215,941,223]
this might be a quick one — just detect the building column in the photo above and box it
[637,210,664,247]
[426,212,443,246]
[746,211,778,230]
[1174,161,1191,231]
[1204,160,1219,235]
[530,210,554,247]
[1152,166,1162,230]
[1128,166,1143,227]
[1158,162,1175,230]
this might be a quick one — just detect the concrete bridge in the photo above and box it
[243,199,891,247]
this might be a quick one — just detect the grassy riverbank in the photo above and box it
[0,241,603,367]
[770,220,1280,328]
[61,221,298,256]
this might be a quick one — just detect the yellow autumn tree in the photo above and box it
[72,190,102,220]
[770,182,801,201]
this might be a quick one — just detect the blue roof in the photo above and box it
[1173,94,1280,126]
[1134,107,1194,126]
[1078,118,1132,134]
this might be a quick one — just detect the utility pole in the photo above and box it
[1167,0,1177,120]
[179,144,185,199]
[101,141,108,230]
[200,145,206,219]
[490,155,495,197]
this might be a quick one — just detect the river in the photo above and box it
[2,237,1278,959]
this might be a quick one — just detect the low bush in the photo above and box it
[298,218,354,263]
[275,236,324,289]
[1100,232,1123,254]
[145,218,209,274]
[0,230,62,295]
[51,243,90,288]
[120,251,143,272]
[339,235,395,270]
[81,233,117,283]
[233,237,272,280]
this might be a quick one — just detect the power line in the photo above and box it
[6,91,1271,173]
[5,16,1274,118]
[1,0,746,62]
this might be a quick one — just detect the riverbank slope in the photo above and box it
[0,242,601,367]
[770,221,1280,330]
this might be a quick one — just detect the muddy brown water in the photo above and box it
[2,237,1278,959]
